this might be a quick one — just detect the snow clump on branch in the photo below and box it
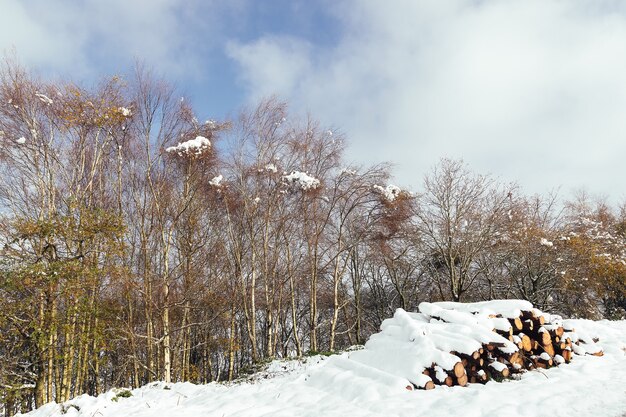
[373,184,402,202]
[539,238,554,247]
[35,93,53,105]
[118,107,132,117]
[259,163,278,174]
[165,136,211,157]
[282,171,320,191]
[209,175,223,187]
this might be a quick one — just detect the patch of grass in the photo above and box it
[305,350,336,357]
[345,345,365,352]
[112,389,133,402]
[60,404,80,414]
[238,357,274,377]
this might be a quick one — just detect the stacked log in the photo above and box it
[348,300,604,390]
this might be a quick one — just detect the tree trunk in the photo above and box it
[228,308,237,381]
[309,243,318,353]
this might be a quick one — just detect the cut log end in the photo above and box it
[540,331,552,346]
[456,374,468,387]
[543,343,555,357]
[423,381,435,390]
[520,334,532,352]
[453,362,466,378]
[510,317,523,331]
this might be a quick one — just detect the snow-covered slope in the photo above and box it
[20,319,626,417]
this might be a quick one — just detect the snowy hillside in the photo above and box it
[18,318,626,417]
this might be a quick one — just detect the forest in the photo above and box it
[0,61,624,415]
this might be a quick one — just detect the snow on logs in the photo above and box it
[348,300,603,390]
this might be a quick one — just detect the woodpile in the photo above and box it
[349,300,604,390]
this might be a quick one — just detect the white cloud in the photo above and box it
[227,36,312,100]
[0,0,240,79]
[0,1,86,71]
[228,0,626,201]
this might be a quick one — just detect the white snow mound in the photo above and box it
[18,317,626,417]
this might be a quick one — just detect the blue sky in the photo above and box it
[0,0,342,119]
[2,0,626,202]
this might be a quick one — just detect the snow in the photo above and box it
[262,163,278,173]
[431,299,534,319]
[165,136,211,157]
[118,107,132,117]
[562,331,578,343]
[373,184,402,202]
[282,171,320,191]
[35,93,53,105]
[18,319,626,417]
[421,302,490,328]
[349,310,464,381]
[417,303,515,353]
[571,343,587,356]
[308,355,413,393]
[16,136,26,144]
[489,361,508,373]
[209,175,223,187]
[340,168,357,175]
[539,238,554,247]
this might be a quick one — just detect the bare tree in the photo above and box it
[416,159,514,301]
[495,193,563,309]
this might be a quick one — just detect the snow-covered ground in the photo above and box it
[20,319,626,417]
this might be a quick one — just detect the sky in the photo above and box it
[1,0,625,202]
